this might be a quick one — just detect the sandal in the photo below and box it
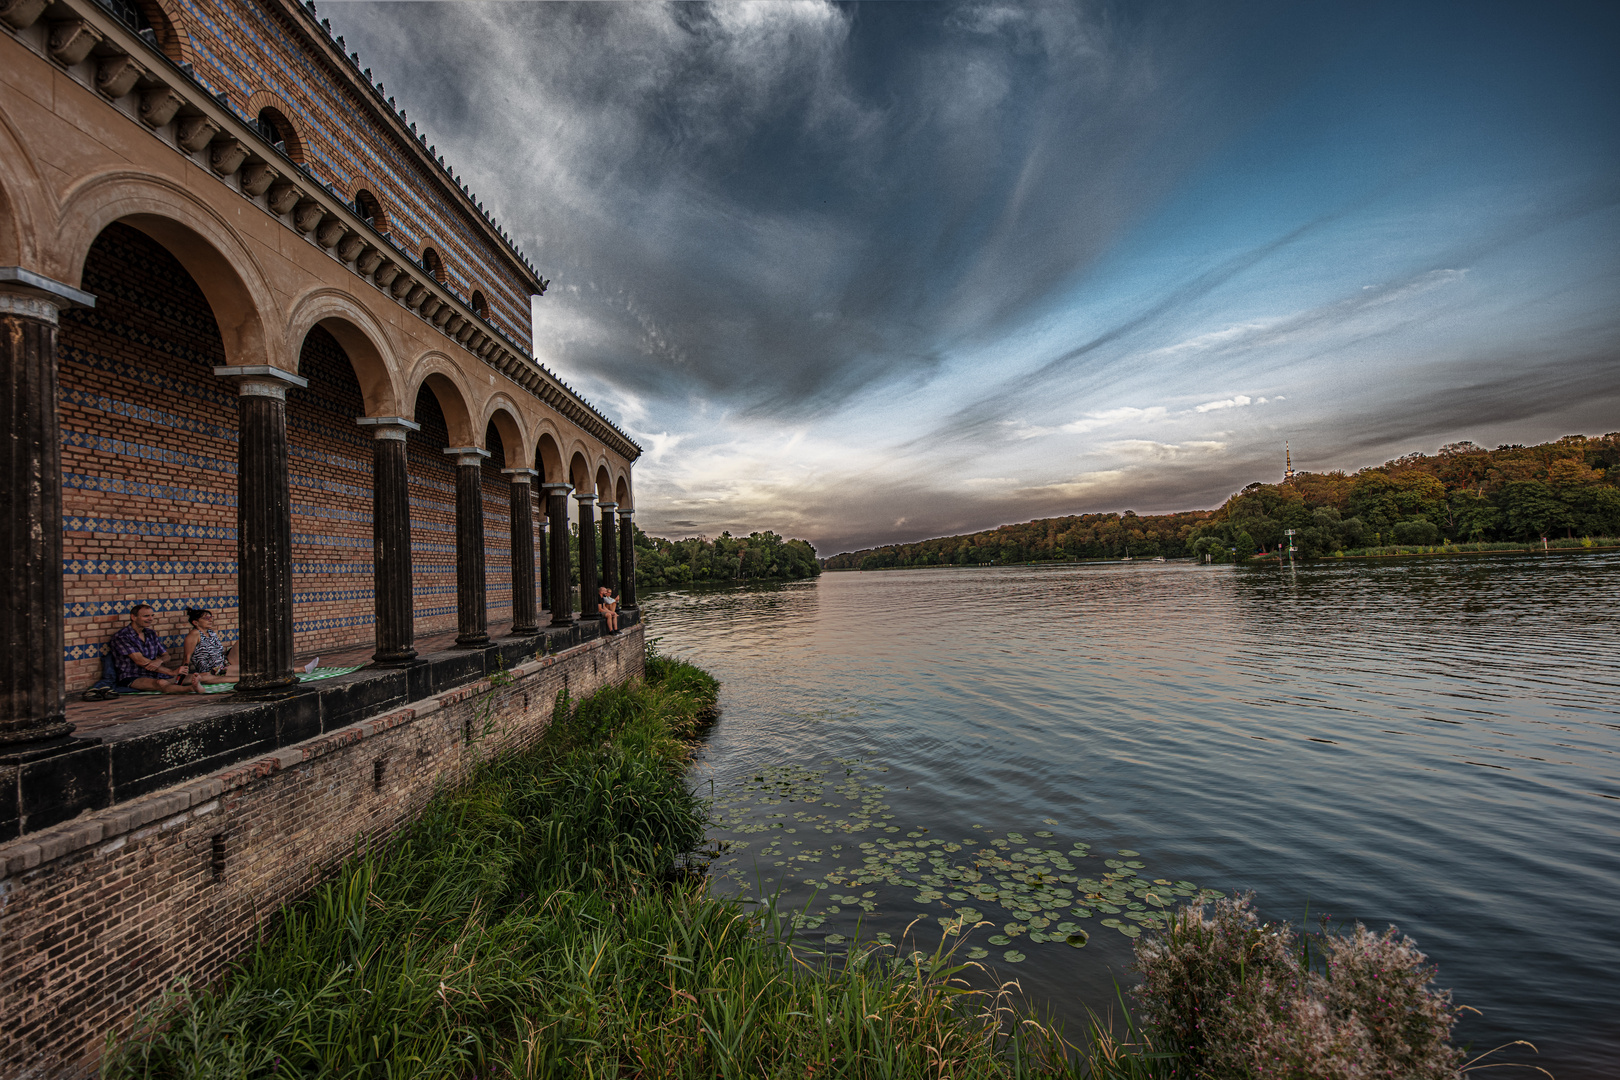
[81,685,112,701]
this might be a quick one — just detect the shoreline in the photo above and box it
[824,543,1619,570]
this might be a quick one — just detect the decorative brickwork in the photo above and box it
[408,388,458,636]
[165,0,537,343]
[288,327,374,656]
[0,627,645,1079]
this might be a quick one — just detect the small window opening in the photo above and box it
[255,109,287,154]
[421,247,444,283]
[470,290,489,320]
[210,832,227,883]
[353,189,383,230]
[373,758,386,792]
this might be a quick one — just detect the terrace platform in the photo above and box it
[10,609,638,839]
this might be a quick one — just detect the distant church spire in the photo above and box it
[1284,441,1295,483]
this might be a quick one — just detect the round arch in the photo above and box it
[614,473,632,510]
[55,172,277,371]
[402,354,476,446]
[0,109,52,268]
[284,288,402,416]
[535,431,565,485]
[594,464,614,503]
[568,450,594,493]
[245,92,306,164]
[137,0,197,67]
[481,397,528,467]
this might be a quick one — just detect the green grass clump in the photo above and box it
[105,655,1149,1079]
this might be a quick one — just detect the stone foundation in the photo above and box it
[0,624,644,1080]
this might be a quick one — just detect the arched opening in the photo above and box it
[535,434,564,486]
[470,290,489,320]
[99,0,185,63]
[482,419,512,626]
[615,474,631,510]
[352,189,385,233]
[286,326,373,658]
[254,106,304,163]
[57,222,237,691]
[595,465,614,504]
[420,246,445,283]
[568,452,593,493]
[406,385,458,638]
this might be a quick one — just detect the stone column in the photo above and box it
[357,416,419,665]
[618,507,638,610]
[1,273,93,752]
[538,514,549,613]
[543,483,573,626]
[445,447,491,648]
[215,365,308,693]
[599,501,619,596]
[503,468,539,635]
[576,490,599,620]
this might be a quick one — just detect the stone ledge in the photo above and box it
[0,624,638,875]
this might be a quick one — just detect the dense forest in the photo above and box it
[824,433,1620,569]
[630,526,820,589]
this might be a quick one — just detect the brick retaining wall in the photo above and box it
[0,625,644,1080]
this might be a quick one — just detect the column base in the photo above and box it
[232,673,300,695]
[508,623,541,637]
[0,717,75,748]
[370,646,419,667]
[548,613,575,629]
[454,633,490,649]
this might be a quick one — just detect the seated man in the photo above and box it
[110,603,199,694]
[597,585,619,633]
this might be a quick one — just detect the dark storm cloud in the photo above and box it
[332,1,1324,417]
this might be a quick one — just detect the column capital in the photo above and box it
[598,501,618,511]
[502,467,539,483]
[573,490,597,504]
[0,267,95,325]
[213,365,308,400]
[443,446,491,468]
[541,482,572,493]
[356,416,420,441]
[616,507,634,516]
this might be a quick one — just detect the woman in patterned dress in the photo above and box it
[181,608,236,684]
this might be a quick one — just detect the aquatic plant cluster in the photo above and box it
[705,760,1222,964]
[1135,894,1468,1080]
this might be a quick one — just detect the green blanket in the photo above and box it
[123,665,368,695]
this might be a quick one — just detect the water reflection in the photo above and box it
[645,555,1620,1079]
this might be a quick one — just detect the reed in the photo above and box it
[103,652,1133,1079]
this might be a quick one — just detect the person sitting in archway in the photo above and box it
[181,608,236,685]
[110,604,200,694]
[597,585,619,633]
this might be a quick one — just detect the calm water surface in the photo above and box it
[643,554,1619,1078]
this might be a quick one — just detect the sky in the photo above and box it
[329,1,1620,556]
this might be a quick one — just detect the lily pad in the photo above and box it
[988,934,1012,945]
[1003,949,1026,963]
[966,947,989,959]
[1065,931,1090,948]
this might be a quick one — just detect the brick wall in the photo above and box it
[408,389,457,636]
[288,328,375,658]
[58,224,238,691]
[0,626,645,1079]
[483,425,512,623]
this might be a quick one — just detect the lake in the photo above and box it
[641,553,1619,1078]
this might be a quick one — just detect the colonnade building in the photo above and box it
[1,0,641,837]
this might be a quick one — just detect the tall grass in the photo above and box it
[104,653,1142,1080]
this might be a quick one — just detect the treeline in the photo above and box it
[824,510,1217,569]
[824,433,1620,569]
[631,525,820,589]
[1190,433,1620,561]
